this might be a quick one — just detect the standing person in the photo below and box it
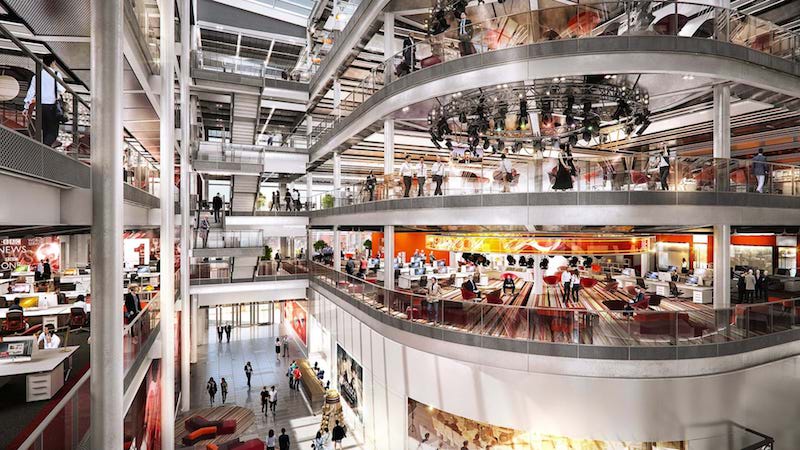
[681,257,689,274]
[212,193,223,223]
[260,386,269,413]
[220,377,229,404]
[744,269,756,303]
[42,259,51,280]
[570,270,581,303]
[124,285,142,322]
[268,385,278,414]
[400,155,414,197]
[224,323,232,342]
[752,148,767,193]
[416,156,427,196]
[427,277,441,324]
[199,216,210,248]
[216,325,224,342]
[321,427,333,450]
[312,432,324,450]
[267,430,277,450]
[206,377,217,405]
[287,361,297,389]
[292,365,302,391]
[499,153,513,193]
[431,155,445,195]
[275,252,282,272]
[275,337,282,361]
[365,171,377,201]
[284,190,293,211]
[332,421,346,450]
[758,270,769,301]
[24,54,65,147]
[282,335,289,358]
[561,269,572,302]
[244,361,253,387]
[657,145,670,190]
[552,149,573,190]
[271,191,280,211]
[457,12,474,56]
[737,274,746,303]
[292,188,302,211]
[460,441,469,450]
[279,428,291,450]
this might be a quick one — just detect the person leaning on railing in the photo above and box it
[24,54,65,147]
[427,277,442,324]
[365,171,377,201]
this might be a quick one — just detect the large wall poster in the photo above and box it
[336,343,363,423]
[0,237,61,272]
[284,300,307,345]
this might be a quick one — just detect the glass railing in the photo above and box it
[193,50,300,81]
[311,262,800,348]
[256,259,309,278]
[309,155,800,210]
[123,292,160,372]
[190,262,232,283]
[202,230,265,249]
[310,0,800,143]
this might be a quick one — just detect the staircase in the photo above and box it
[231,93,260,145]
[231,174,260,214]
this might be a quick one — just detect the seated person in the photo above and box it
[316,369,325,380]
[463,277,481,299]
[8,298,23,312]
[503,275,516,294]
[37,324,61,349]
[72,294,88,312]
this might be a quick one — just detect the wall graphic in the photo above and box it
[0,237,60,272]
[336,343,363,422]
[284,300,307,345]
[407,397,688,449]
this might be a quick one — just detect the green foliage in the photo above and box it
[322,194,334,209]
[313,240,327,253]
[263,245,273,260]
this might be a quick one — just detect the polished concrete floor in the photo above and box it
[191,322,362,449]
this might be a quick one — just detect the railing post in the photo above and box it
[72,94,80,159]
[34,60,43,143]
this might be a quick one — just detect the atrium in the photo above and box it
[0,0,797,449]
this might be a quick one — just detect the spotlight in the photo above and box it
[568,134,578,145]
[512,141,522,153]
[517,98,529,130]
[482,136,490,150]
[583,100,592,114]
[496,139,504,153]
[445,138,453,150]
[636,118,651,136]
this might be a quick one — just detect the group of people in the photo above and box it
[216,323,233,342]
[344,256,369,278]
[205,376,229,404]
[33,259,52,281]
[737,268,769,303]
[398,155,447,197]
[560,269,583,303]
[311,422,348,450]
[269,189,303,211]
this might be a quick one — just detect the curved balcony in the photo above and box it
[309,155,800,226]
[307,1,800,164]
[309,262,800,366]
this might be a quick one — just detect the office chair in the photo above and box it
[68,308,90,333]
[2,311,28,334]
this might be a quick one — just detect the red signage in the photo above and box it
[284,301,307,346]
[0,237,60,272]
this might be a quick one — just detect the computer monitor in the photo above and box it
[11,284,31,294]
[667,265,677,272]
[414,267,425,276]
[137,266,151,274]
[687,275,699,285]
[410,261,420,269]
[12,265,29,274]
[646,272,659,280]
[0,337,34,363]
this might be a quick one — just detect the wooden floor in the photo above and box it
[175,406,255,448]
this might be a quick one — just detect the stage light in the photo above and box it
[636,118,651,136]
[568,134,578,145]
[513,141,522,153]
[482,136,490,150]
[445,138,453,150]
[583,100,592,114]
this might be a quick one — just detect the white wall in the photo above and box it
[308,290,800,449]
[192,279,309,306]
[0,173,61,224]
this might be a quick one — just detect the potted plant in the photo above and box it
[313,240,327,254]
[322,193,334,209]
[363,239,372,257]
[262,245,273,261]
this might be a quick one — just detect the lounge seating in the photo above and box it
[485,289,503,304]
[206,438,266,450]
[182,426,218,446]
[184,416,236,434]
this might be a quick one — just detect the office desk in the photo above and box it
[0,346,78,401]
[398,272,459,289]
[682,284,713,304]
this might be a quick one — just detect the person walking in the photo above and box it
[332,421,347,450]
[365,171,377,201]
[275,252,282,272]
[271,191,280,211]
[312,431,324,449]
[275,337,282,361]
[400,155,414,197]
[261,386,269,413]
[267,429,277,450]
[744,269,756,303]
[244,361,253,387]
[206,377,217,405]
[199,216,210,248]
[657,145,670,190]
[737,273,746,303]
[287,361,297,389]
[752,148,767,193]
[292,188,301,211]
[284,190,293,211]
[279,428,291,450]
[427,277,441,324]
[431,156,445,195]
[268,385,278,414]
[216,325,223,342]
[282,335,289,358]
[416,156,427,196]
[292,365,302,391]
[561,269,572,302]
[321,428,334,450]
[220,378,229,404]
[212,193,223,223]
[570,270,582,303]
[499,153,514,193]
[224,323,232,342]
[24,55,65,147]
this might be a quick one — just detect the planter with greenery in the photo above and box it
[322,194,334,209]
[363,239,372,257]
[262,245,273,261]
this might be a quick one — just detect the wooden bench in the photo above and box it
[297,359,326,411]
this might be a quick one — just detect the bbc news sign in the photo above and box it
[0,237,61,272]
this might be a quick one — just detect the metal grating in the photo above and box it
[0,125,90,188]
[3,0,91,37]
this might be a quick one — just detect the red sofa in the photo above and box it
[185,415,237,434]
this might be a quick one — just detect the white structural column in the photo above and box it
[190,294,198,363]
[306,173,313,209]
[532,255,544,295]
[179,0,191,413]
[384,119,394,173]
[333,151,342,205]
[90,0,124,447]
[714,225,731,309]
[384,226,395,290]
[160,0,176,446]
[333,227,342,272]
[384,12,395,84]
[713,85,731,159]
[640,252,651,278]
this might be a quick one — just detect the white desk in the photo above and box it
[0,303,91,319]
[0,346,78,402]
[397,272,457,289]
[682,284,713,304]
[2,292,58,307]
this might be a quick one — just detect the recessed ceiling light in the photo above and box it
[401,106,409,112]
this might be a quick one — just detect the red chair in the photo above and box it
[2,311,28,334]
[604,281,619,292]
[460,287,477,301]
[630,170,649,185]
[580,278,598,289]
[485,290,503,304]
[69,307,89,333]
[631,296,649,310]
